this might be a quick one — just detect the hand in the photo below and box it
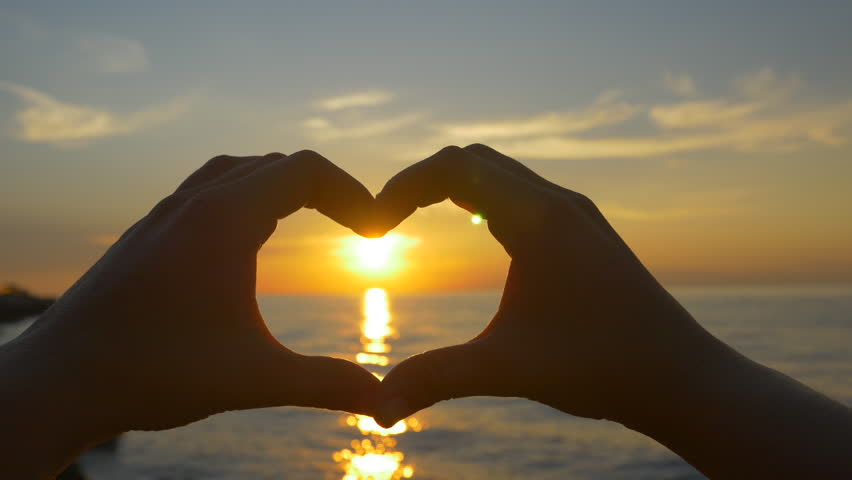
[371,144,852,480]
[5,151,380,462]
[372,144,716,426]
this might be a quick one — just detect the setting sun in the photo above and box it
[338,234,418,276]
[357,237,396,270]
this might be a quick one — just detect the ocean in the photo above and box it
[2,287,851,480]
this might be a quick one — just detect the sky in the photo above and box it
[2,1,852,295]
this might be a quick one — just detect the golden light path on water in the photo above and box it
[334,287,422,480]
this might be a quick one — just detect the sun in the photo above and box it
[356,236,396,270]
[338,233,418,276]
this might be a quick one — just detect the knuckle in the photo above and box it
[151,192,189,216]
[463,143,490,155]
[290,149,329,171]
[291,149,322,162]
[438,145,464,157]
[435,145,472,173]
[571,191,602,217]
[205,154,237,170]
[183,188,227,222]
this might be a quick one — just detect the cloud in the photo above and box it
[736,67,800,101]
[434,91,638,140]
[444,68,851,160]
[75,33,149,74]
[664,72,698,97]
[488,100,852,160]
[488,134,726,159]
[652,68,801,130]
[1,11,149,75]
[314,90,395,111]
[0,82,194,146]
[302,112,424,141]
[601,188,753,222]
[650,100,759,129]
[602,205,728,221]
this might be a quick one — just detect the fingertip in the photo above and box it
[264,151,286,160]
[374,396,412,428]
[358,226,391,239]
[373,191,416,233]
[295,355,382,415]
[348,199,390,239]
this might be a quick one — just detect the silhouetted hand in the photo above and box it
[1,151,380,477]
[372,145,852,479]
[372,144,720,425]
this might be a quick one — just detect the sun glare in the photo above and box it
[335,288,421,479]
[339,233,417,276]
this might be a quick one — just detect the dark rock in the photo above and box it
[57,462,88,480]
[0,284,54,323]
[91,436,121,452]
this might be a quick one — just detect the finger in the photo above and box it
[288,355,382,415]
[463,143,568,195]
[464,143,611,225]
[176,152,287,192]
[235,347,381,416]
[176,155,254,191]
[374,145,552,253]
[213,152,286,187]
[374,340,503,428]
[227,150,379,239]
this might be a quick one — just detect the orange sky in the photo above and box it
[2,4,852,296]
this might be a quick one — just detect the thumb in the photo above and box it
[375,340,498,428]
[286,354,382,416]
[239,347,381,416]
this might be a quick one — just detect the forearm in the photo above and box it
[618,325,852,479]
[0,329,122,479]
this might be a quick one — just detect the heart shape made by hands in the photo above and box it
[51,145,692,439]
[369,144,685,430]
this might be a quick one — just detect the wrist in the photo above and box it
[610,319,747,438]
[607,301,745,429]
[0,320,127,478]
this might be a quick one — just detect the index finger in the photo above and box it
[374,146,551,253]
[227,150,380,240]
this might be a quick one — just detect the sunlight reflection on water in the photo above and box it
[334,288,420,479]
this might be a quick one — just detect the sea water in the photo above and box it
[2,286,851,480]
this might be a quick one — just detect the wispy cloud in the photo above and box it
[488,101,852,160]
[455,68,850,160]
[302,112,424,141]
[602,188,753,222]
[1,11,149,76]
[434,90,638,141]
[75,33,149,74]
[487,134,723,159]
[0,82,195,146]
[314,90,395,111]
[602,205,727,221]
[650,100,759,129]
[664,72,698,97]
[735,67,800,101]
[652,68,801,130]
